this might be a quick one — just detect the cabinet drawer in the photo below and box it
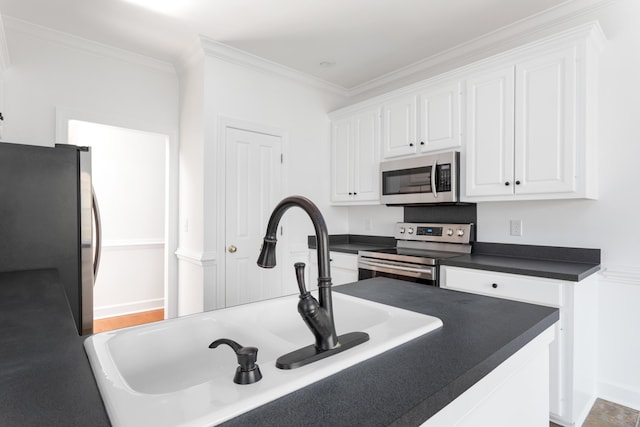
[442,267,562,307]
[329,252,358,270]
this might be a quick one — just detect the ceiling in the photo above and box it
[0,0,598,90]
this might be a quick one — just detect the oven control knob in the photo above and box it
[407,227,414,234]
[399,227,406,234]
[447,228,454,236]
[457,229,465,237]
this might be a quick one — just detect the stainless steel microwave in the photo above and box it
[380,151,460,205]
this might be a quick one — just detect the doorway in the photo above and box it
[68,120,168,320]
[224,126,283,307]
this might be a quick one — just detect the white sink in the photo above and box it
[84,292,442,427]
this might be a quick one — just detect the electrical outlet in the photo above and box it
[364,218,372,232]
[510,219,523,236]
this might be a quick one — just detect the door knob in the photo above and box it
[228,245,237,253]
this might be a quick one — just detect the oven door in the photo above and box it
[358,256,438,286]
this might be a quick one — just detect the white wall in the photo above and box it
[176,44,348,314]
[0,17,180,317]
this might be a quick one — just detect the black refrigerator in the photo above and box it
[0,142,98,335]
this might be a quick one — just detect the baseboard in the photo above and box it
[598,380,640,411]
[94,298,164,319]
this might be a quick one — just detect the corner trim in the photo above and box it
[175,247,217,267]
[347,0,613,96]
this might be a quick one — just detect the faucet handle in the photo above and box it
[294,262,309,295]
[209,338,262,384]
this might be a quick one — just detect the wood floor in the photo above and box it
[95,310,639,427]
[93,309,164,333]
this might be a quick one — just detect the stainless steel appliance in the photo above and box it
[0,142,101,335]
[358,222,473,286]
[380,151,460,205]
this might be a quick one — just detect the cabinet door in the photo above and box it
[330,118,353,202]
[465,66,516,197]
[381,94,418,158]
[352,108,380,202]
[418,81,462,152]
[514,47,577,195]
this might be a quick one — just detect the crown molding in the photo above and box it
[347,0,616,96]
[0,15,11,71]
[1,15,175,74]
[198,35,349,97]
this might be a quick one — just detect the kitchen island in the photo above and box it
[0,269,557,426]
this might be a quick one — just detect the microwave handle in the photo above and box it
[431,159,438,198]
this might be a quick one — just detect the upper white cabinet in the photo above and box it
[465,66,516,198]
[381,93,417,158]
[464,27,603,201]
[418,82,462,153]
[330,106,381,205]
[329,22,604,204]
[381,80,462,159]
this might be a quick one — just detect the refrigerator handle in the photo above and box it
[92,186,102,281]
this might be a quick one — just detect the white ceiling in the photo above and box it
[0,0,600,89]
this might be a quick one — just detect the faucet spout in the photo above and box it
[257,196,339,351]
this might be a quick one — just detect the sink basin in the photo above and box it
[84,292,442,427]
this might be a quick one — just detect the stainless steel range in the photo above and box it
[357,222,474,286]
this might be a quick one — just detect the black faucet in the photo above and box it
[257,196,369,369]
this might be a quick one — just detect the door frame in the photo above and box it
[55,106,179,318]
[215,116,288,310]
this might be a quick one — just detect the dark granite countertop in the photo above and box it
[308,234,395,254]
[0,269,109,427]
[441,242,601,282]
[311,235,601,282]
[223,278,558,426]
[1,270,557,427]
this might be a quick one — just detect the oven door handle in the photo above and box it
[359,259,434,275]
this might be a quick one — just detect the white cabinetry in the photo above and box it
[440,266,598,427]
[381,93,417,158]
[464,28,603,201]
[330,106,380,205]
[308,250,358,287]
[381,80,462,159]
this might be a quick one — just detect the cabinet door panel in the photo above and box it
[382,94,417,158]
[515,47,577,195]
[353,109,380,201]
[419,82,461,152]
[465,67,515,197]
[331,119,353,202]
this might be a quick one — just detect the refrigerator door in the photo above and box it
[78,147,95,335]
[0,142,94,335]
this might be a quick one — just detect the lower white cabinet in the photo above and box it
[440,266,598,427]
[308,250,358,288]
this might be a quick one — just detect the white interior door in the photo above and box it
[225,127,283,307]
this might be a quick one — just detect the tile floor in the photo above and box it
[550,399,640,427]
[97,311,639,427]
